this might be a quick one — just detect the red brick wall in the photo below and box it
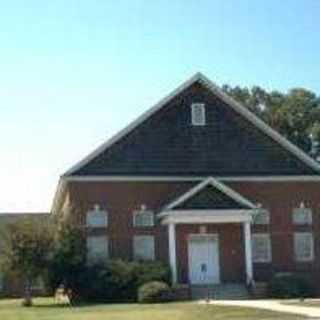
[66,180,320,285]
[229,181,320,283]
[68,181,195,262]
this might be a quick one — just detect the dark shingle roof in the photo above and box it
[69,78,319,177]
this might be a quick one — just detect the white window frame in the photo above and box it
[86,204,108,227]
[191,103,206,126]
[294,232,314,262]
[253,209,270,225]
[133,235,155,261]
[133,210,154,227]
[86,235,109,264]
[292,207,312,225]
[252,233,272,263]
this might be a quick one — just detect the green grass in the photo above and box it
[0,297,306,320]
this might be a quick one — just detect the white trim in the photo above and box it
[292,206,313,225]
[159,209,252,217]
[168,223,177,284]
[191,103,206,126]
[244,221,253,284]
[219,176,320,182]
[252,233,272,263]
[161,209,254,224]
[62,175,320,182]
[164,177,257,210]
[133,209,155,227]
[63,72,320,176]
[294,232,314,262]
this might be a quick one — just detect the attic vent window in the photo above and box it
[191,103,206,126]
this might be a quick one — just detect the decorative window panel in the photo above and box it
[133,235,155,261]
[133,210,154,227]
[293,208,312,225]
[294,232,314,262]
[252,233,272,263]
[191,103,206,126]
[87,235,109,263]
[86,206,108,227]
[253,209,270,225]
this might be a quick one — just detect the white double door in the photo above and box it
[188,234,220,284]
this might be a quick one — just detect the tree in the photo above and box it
[222,84,320,157]
[1,217,53,306]
[47,211,86,303]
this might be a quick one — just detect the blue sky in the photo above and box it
[1,1,320,212]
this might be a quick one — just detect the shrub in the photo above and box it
[269,273,314,298]
[133,261,171,287]
[71,260,171,303]
[138,281,171,303]
[78,260,137,303]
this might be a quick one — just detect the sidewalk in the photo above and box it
[205,299,320,318]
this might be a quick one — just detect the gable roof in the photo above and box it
[63,73,320,177]
[164,177,257,211]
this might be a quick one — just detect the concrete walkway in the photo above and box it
[204,299,320,318]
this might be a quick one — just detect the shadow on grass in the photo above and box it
[31,300,137,309]
[31,303,73,309]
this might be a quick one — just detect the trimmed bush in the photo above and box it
[269,273,314,298]
[133,261,171,287]
[68,260,171,303]
[138,281,171,303]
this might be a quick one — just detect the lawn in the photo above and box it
[0,298,306,320]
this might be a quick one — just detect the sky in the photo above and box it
[1,0,320,212]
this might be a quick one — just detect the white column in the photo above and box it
[168,223,177,284]
[243,221,253,285]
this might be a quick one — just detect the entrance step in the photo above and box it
[191,283,249,300]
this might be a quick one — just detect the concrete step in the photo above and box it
[191,284,249,300]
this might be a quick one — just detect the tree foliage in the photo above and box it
[47,218,87,301]
[0,217,53,306]
[222,84,320,157]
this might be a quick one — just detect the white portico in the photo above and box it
[159,177,258,286]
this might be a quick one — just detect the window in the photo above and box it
[86,235,109,263]
[293,203,312,225]
[294,232,314,262]
[191,103,206,126]
[86,204,108,227]
[133,235,155,261]
[133,208,154,227]
[252,233,272,263]
[253,209,270,225]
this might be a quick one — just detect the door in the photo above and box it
[188,234,220,284]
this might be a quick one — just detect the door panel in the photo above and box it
[188,235,220,284]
